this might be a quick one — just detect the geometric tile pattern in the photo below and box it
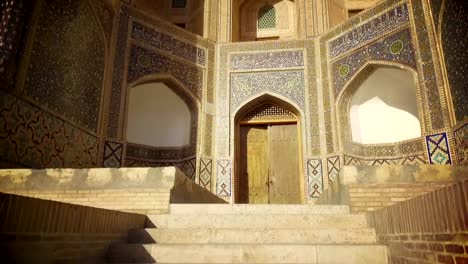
[216,160,231,197]
[230,50,303,71]
[329,3,409,58]
[107,6,130,138]
[0,0,23,56]
[172,0,187,9]
[410,0,446,130]
[199,158,212,190]
[0,91,99,169]
[24,0,105,132]
[307,159,323,198]
[453,123,468,164]
[344,154,427,166]
[131,22,205,66]
[241,103,297,122]
[178,158,197,180]
[426,132,452,165]
[327,156,340,182]
[441,0,468,122]
[103,141,123,168]
[258,5,276,29]
[231,70,305,112]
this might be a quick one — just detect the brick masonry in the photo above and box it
[0,192,146,263]
[370,180,468,264]
[6,189,171,215]
[348,182,452,213]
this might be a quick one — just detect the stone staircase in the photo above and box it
[107,204,388,263]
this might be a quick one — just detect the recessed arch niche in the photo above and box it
[337,64,423,155]
[125,78,199,162]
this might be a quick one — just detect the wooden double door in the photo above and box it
[238,123,302,204]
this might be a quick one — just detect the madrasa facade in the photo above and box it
[0,0,466,204]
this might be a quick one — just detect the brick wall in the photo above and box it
[370,180,468,264]
[349,182,452,213]
[0,192,146,263]
[0,167,226,214]
[6,189,171,215]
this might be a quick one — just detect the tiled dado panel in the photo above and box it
[198,158,212,190]
[216,159,231,197]
[344,154,426,166]
[23,0,105,133]
[453,122,468,165]
[107,6,207,139]
[306,159,323,198]
[425,132,452,165]
[0,91,99,168]
[125,156,197,180]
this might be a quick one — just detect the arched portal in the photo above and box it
[234,96,304,204]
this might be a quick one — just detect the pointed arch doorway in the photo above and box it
[234,101,304,204]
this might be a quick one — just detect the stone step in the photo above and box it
[128,228,377,244]
[146,214,369,229]
[107,244,388,263]
[169,204,350,215]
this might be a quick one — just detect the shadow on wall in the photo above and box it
[0,192,147,264]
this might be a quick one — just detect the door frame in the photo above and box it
[234,118,305,204]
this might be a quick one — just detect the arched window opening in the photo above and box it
[172,0,187,8]
[126,82,191,147]
[349,66,421,144]
[258,5,276,29]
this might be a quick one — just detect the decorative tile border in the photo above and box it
[103,141,124,168]
[199,158,212,190]
[344,154,426,166]
[230,70,305,112]
[307,159,323,198]
[125,143,195,162]
[131,21,206,66]
[327,156,340,182]
[107,6,130,138]
[216,159,231,197]
[329,3,409,59]
[332,28,415,97]
[453,122,467,164]
[230,50,304,71]
[426,132,452,165]
[128,45,203,99]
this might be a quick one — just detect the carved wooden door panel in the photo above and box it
[268,123,301,204]
[239,125,269,203]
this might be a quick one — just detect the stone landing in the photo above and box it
[107,204,388,263]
